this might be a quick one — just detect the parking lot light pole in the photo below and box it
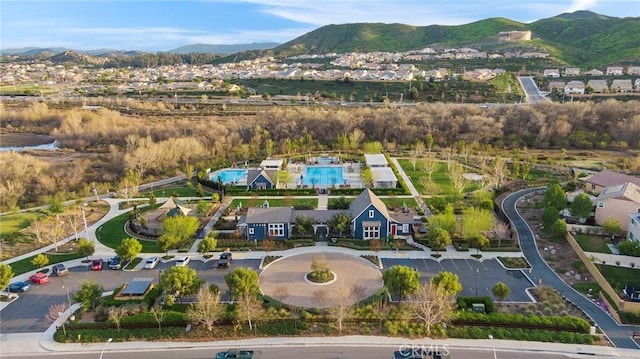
[475,268,480,297]
[62,284,71,309]
[99,337,113,359]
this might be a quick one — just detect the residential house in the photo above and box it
[543,69,561,78]
[246,169,278,190]
[628,213,640,242]
[587,79,609,93]
[259,159,284,170]
[585,69,604,76]
[606,66,624,76]
[564,67,581,76]
[636,79,640,92]
[564,80,585,94]
[611,79,634,93]
[548,81,566,92]
[583,169,640,194]
[628,67,640,76]
[593,182,640,231]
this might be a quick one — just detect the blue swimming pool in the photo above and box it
[304,166,345,187]
[211,169,247,184]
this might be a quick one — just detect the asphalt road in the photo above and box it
[518,76,548,104]
[1,346,589,359]
[502,188,640,349]
[381,258,533,302]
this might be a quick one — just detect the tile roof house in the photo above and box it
[611,79,634,93]
[587,79,609,93]
[548,81,566,92]
[543,69,560,78]
[564,80,585,94]
[564,67,581,76]
[593,182,640,231]
[606,66,624,76]
[583,169,640,194]
[628,67,640,76]
[237,189,415,241]
[585,69,604,76]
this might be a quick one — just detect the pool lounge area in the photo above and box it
[210,169,248,185]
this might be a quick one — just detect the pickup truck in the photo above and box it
[215,349,259,359]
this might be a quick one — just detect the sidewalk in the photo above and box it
[585,251,640,269]
[2,330,639,358]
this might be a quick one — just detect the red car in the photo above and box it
[29,272,50,284]
[90,259,103,271]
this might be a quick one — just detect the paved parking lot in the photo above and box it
[0,258,261,333]
[381,258,534,302]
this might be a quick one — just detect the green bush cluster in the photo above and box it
[384,320,428,337]
[446,326,595,344]
[54,327,185,343]
[619,311,640,324]
[617,240,640,257]
[117,310,187,326]
[457,297,495,313]
[217,239,257,250]
[454,311,591,333]
[256,321,300,336]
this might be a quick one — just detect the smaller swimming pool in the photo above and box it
[211,169,247,184]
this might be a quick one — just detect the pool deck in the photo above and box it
[287,162,364,189]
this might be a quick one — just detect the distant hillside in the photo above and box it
[0,47,122,56]
[272,11,640,66]
[167,42,279,54]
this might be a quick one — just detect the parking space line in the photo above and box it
[464,259,475,271]
[450,260,459,271]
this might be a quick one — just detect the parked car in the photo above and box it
[215,349,259,359]
[29,272,50,284]
[7,281,31,293]
[90,259,103,271]
[52,263,69,276]
[218,252,232,268]
[175,256,191,267]
[144,257,160,269]
[109,256,122,270]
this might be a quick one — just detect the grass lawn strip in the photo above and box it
[96,212,162,253]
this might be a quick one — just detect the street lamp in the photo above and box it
[475,268,480,297]
[62,284,72,309]
[99,337,113,359]
[488,335,497,359]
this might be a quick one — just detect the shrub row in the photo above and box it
[54,327,185,343]
[117,310,188,325]
[454,311,591,333]
[446,326,595,344]
[619,310,640,324]
[457,297,496,314]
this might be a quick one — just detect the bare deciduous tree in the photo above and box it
[407,282,456,335]
[272,286,290,307]
[449,163,466,194]
[491,222,511,248]
[187,286,223,332]
[328,284,354,332]
[422,156,438,182]
[236,293,264,331]
[313,289,329,315]
[149,305,166,332]
[46,302,69,336]
[108,306,128,332]
[350,284,367,305]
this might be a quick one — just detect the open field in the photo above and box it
[230,197,318,209]
[0,212,45,237]
[596,264,640,291]
[575,234,612,254]
[95,211,163,253]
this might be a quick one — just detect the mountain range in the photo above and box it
[2,11,638,67]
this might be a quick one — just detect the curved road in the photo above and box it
[502,188,640,349]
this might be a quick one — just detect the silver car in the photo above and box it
[144,257,160,269]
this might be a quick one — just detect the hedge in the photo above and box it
[454,311,591,333]
[446,326,595,344]
[619,311,640,324]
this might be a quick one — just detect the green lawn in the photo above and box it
[95,212,162,253]
[230,198,318,209]
[575,234,612,254]
[397,158,459,195]
[379,197,418,209]
[7,252,84,276]
[0,212,45,236]
[597,264,640,291]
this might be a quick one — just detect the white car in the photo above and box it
[175,256,191,267]
[144,257,159,269]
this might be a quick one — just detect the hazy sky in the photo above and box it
[1,0,638,51]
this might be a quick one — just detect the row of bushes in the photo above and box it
[446,326,596,344]
[454,311,591,333]
[619,310,640,324]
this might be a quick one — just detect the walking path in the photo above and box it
[188,196,233,252]
[502,188,640,349]
[389,157,432,217]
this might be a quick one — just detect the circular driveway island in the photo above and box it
[259,252,383,308]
